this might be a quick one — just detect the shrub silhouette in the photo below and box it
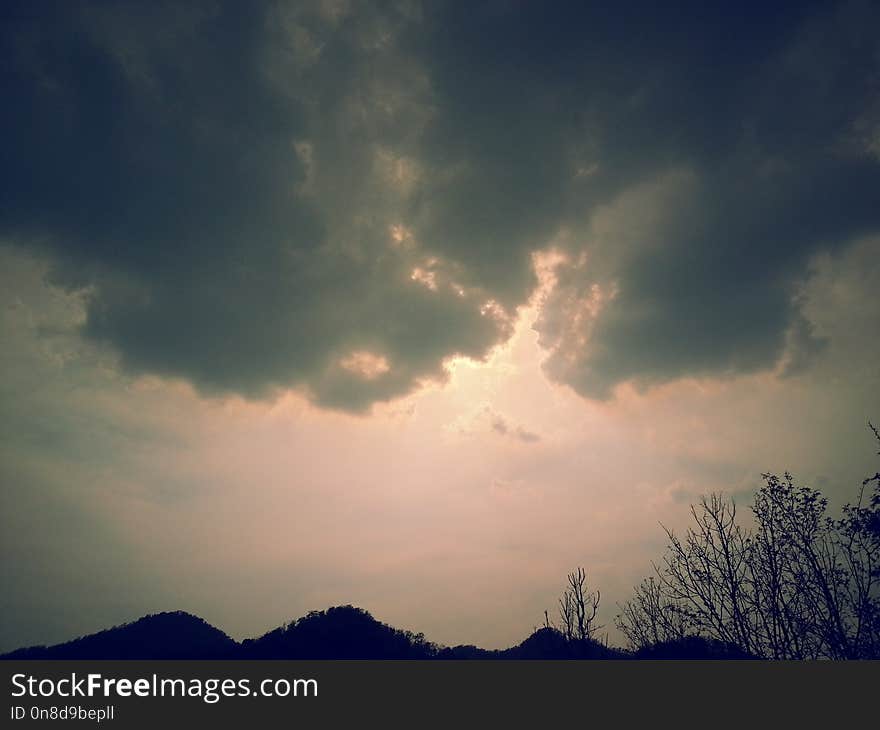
[632,635,755,660]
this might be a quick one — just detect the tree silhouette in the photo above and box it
[616,423,880,659]
[547,567,602,642]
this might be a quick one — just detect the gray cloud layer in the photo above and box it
[2,0,879,408]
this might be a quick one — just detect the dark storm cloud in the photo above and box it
[2,1,879,408]
[1,0,513,410]
[413,1,880,397]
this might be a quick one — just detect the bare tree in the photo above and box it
[615,423,880,658]
[615,576,691,650]
[552,567,602,642]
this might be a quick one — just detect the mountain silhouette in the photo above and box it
[437,627,623,659]
[0,605,748,660]
[240,605,436,659]
[1,611,237,660]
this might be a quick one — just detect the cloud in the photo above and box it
[0,1,515,412]
[524,0,880,398]
[446,404,541,444]
[489,414,541,444]
[1,1,879,409]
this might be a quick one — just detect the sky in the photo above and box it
[1,0,879,652]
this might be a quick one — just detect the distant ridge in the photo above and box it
[240,605,437,659]
[1,605,752,660]
[436,626,622,659]
[2,611,237,660]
